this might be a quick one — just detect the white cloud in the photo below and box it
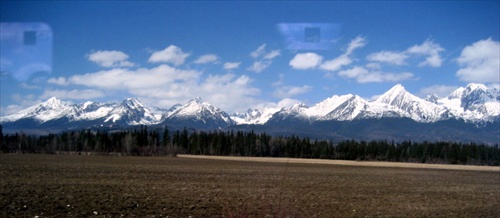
[318,36,366,72]
[338,66,414,83]
[41,89,104,100]
[346,36,367,55]
[367,39,444,68]
[20,82,39,89]
[193,54,218,64]
[148,45,190,66]
[276,98,302,108]
[487,83,500,90]
[247,60,271,73]
[0,57,13,68]
[456,38,500,83]
[45,64,263,113]
[198,74,261,111]
[87,50,135,68]
[320,55,352,71]
[1,94,39,116]
[47,77,70,86]
[250,44,266,58]
[68,65,200,90]
[419,85,459,97]
[223,62,241,70]
[365,62,381,69]
[406,39,444,67]
[367,51,408,65]
[274,85,312,98]
[272,73,285,86]
[247,44,280,73]
[264,50,281,59]
[289,53,323,70]
[251,98,303,112]
[1,105,24,116]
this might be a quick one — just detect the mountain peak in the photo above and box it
[45,96,60,103]
[189,97,204,103]
[41,97,66,108]
[164,97,235,128]
[375,84,409,104]
[465,83,488,91]
[388,83,406,92]
[172,97,216,117]
[120,98,144,109]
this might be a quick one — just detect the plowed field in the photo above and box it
[1,154,499,217]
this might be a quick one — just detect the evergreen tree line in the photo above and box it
[0,125,499,166]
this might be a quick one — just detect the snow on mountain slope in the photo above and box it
[165,97,235,126]
[437,83,500,121]
[1,97,75,123]
[104,98,159,125]
[321,95,374,121]
[374,84,450,122]
[1,83,498,129]
[305,94,356,118]
[1,97,161,126]
[72,101,115,121]
[231,107,281,125]
[245,83,498,124]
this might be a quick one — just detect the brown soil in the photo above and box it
[179,155,500,172]
[1,154,499,217]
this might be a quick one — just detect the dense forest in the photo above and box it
[1,125,499,166]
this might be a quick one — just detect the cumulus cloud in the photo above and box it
[367,51,408,65]
[406,39,444,67]
[1,94,39,116]
[419,85,459,97]
[367,39,444,68]
[487,83,500,90]
[247,44,280,73]
[47,77,70,86]
[68,65,200,90]
[46,64,263,113]
[272,73,285,86]
[293,36,365,72]
[20,82,39,90]
[250,44,267,58]
[193,54,218,64]
[276,98,302,108]
[198,74,261,111]
[264,50,281,59]
[456,38,500,83]
[345,36,367,55]
[365,62,381,69]
[254,98,303,111]
[338,66,414,83]
[40,89,104,100]
[289,53,324,70]
[223,62,241,70]
[148,45,190,66]
[87,50,135,67]
[273,85,312,98]
[247,60,272,73]
[320,55,352,71]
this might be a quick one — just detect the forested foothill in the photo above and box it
[1,125,498,166]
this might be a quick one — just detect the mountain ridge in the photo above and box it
[1,83,499,143]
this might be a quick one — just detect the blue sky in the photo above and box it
[1,1,499,115]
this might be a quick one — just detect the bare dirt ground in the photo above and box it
[1,154,499,217]
[178,155,500,172]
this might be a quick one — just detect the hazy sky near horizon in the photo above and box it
[1,1,499,115]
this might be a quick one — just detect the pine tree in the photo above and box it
[0,125,3,150]
[162,126,170,147]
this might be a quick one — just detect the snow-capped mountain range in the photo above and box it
[1,83,499,131]
[250,83,499,124]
